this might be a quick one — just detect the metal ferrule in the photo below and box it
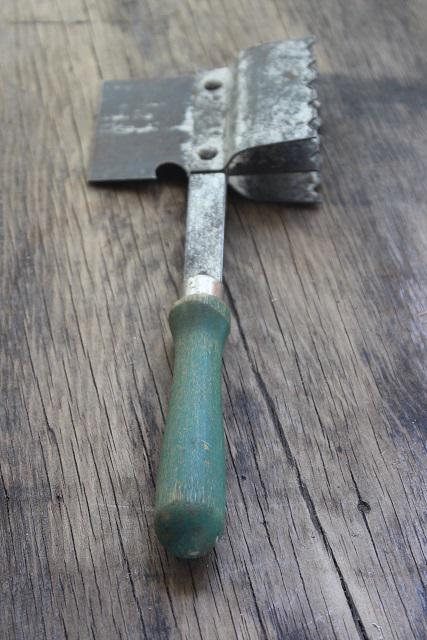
[183,275,223,298]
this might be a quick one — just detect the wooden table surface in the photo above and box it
[1,1,426,639]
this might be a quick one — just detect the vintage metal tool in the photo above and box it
[90,38,320,558]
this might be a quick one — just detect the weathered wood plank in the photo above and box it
[0,0,426,638]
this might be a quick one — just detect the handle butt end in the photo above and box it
[155,502,224,559]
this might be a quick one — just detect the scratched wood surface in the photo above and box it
[1,1,426,639]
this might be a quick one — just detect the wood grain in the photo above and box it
[0,0,426,638]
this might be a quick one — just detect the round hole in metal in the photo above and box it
[198,147,218,160]
[204,79,223,91]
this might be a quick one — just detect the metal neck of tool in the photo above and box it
[182,172,227,298]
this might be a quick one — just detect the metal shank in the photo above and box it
[183,173,227,296]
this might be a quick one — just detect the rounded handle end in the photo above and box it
[155,502,223,559]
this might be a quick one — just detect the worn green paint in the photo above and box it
[154,294,230,558]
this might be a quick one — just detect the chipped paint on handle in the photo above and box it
[154,294,230,559]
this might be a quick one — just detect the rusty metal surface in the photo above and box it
[183,173,227,285]
[90,38,320,203]
[90,75,194,181]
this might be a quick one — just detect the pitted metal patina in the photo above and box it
[90,38,320,203]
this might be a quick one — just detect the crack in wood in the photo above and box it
[224,280,370,640]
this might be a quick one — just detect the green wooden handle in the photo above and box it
[154,294,230,558]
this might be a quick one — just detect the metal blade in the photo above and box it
[89,76,193,181]
[229,172,321,203]
[89,38,320,203]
